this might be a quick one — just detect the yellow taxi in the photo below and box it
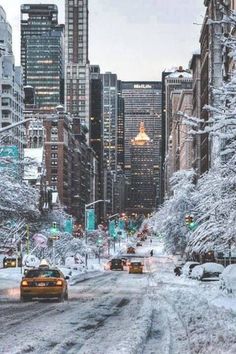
[128,260,144,274]
[20,265,69,302]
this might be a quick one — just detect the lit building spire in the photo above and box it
[131,122,150,145]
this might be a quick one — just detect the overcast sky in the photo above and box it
[0,0,205,81]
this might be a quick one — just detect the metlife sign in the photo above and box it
[133,84,152,89]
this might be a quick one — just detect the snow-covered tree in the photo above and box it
[150,169,196,254]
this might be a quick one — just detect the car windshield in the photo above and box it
[131,262,142,266]
[25,269,61,278]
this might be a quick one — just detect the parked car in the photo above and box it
[191,262,224,281]
[219,264,236,294]
[128,260,144,274]
[127,246,135,254]
[136,241,142,247]
[3,256,22,268]
[20,266,69,302]
[110,258,124,271]
[181,261,200,277]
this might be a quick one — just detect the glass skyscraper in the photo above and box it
[21,4,64,112]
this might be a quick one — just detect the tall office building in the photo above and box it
[101,72,125,215]
[21,4,64,112]
[90,65,102,163]
[102,72,124,172]
[121,81,162,207]
[122,81,162,176]
[90,65,103,221]
[129,122,156,214]
[117,81,125,171]
[65,0,90,128]
[0,6,25,153]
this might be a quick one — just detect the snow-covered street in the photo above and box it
[0,240,236,354]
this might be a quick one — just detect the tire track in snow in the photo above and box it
[142,259,191,354]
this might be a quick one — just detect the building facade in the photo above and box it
[101,72,125,216]
[189,53,201,176]
[0,6,25,153]
[171,89,193,174]
[121,81,162,208]
[163,68,192,196]
[65,0,90,129]
[21,4,64,112]
[129,122,156,214]
[199,0,234,172]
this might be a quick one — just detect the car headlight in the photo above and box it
[21,280,28,286]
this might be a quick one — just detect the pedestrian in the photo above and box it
[150,238,152,244]
[174,266,181,276]
[150,249,153,257]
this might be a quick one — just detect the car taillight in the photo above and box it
[21,280,28,286]
[56,280,63,286]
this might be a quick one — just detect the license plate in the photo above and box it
[37,283,45,287]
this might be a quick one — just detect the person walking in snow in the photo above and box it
[150,249,153,257]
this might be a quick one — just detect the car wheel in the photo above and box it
[20,295,30,302]
[58,294,65,302]
[64,291,68,301]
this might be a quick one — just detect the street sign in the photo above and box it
[86,209,95,231]
[64,219,73,234]
[109,220,116,238]
[118,220,125,230]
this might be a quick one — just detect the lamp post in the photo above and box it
[0,118,33,134]
[107,213,119,253]
[84,199,110,267]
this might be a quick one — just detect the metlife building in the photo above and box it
[121,81,162,208]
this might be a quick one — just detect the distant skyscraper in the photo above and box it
[65,0,90,128]
[121,81,162,175]
[90,65,102,162]
[121,81,162,207]
[21,4,64,112]
[130,122,156,214]
[102,72,124,172]
[0,6,24,153]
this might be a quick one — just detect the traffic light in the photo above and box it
[50,222,58,234]
[97,236,103,245]
[185,215,197,230]
[185,215,192,225]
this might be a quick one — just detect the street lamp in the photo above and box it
[0,118,33,134]
[84,199,110,267]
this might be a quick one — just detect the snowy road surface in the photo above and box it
[1,241,236,354]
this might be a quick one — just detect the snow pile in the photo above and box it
[220,264,236,294]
